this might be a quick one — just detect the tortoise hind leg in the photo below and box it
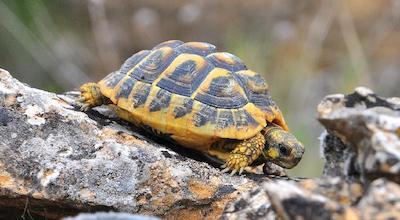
[79,82,110,111]
[221,132,265,175]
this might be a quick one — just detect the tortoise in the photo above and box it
[79,40,304,175]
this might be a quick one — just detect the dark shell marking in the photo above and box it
[193,104,218,127]
[120,50,151,75]
[130,48,177,83]
[115,77,136,99]
[103,71,125,89]
[192,104,257,128]
[149,89,172,112]
[131,82,151,108]
[233,71,275,113]
[233,109,258,128]
[173,98,194,118]
[157,59,213,97]
[216,110,235,129]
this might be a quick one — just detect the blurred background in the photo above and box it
[1,0,399,177]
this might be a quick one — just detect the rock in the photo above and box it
[221,186,276,220]
[318,86,400,184]
[319,131,350,178]
[64,212,160,220]
[357,178,400,220]
[221,177,362,220]
[263,180,359,220]
[0,68,258,219]
[2,69,400,219]
[222,87,400,219]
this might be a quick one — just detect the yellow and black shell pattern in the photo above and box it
[97,40,288,151]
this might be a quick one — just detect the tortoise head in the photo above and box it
[262,125,304,168]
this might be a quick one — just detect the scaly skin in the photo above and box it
[221,132,265,175]
[79,82,108,111]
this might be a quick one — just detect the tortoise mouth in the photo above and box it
[275,156,302,169]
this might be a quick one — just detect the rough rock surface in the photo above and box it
[222,87,400,219]
[63,212,160,220]
[0,68,270,219]
[318,87,400,184]
[1,68,399,220]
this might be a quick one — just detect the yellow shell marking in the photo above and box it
[213,52,237,65]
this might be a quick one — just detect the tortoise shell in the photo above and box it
[97,40,288,151]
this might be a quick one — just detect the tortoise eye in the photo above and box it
[279,144,290,156]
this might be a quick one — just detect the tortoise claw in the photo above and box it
[221,167,231,173]
[80,104,91,112]
[220,153,249,175]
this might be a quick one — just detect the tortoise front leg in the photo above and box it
[221,132,265,175]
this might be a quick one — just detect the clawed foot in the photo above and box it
[220,153,249,176]
[77,97,91,111]
[78,83,102,111]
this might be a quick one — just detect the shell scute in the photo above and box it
[233,109,258,129]
[194,72,248,109]
[173,98,194,118]
[115,77,136,100]
[131,82,151,108]
[149,89,172,112]
[130,47,177,83]
[153,40,184,49]
[193,103,218,127]
[120,50,150,75]
[234,70,275,114]
[216,109,235,129]
[102,71,125,89]
[176,42,217,56]
[206,52,247,72]
[156,54,213,97]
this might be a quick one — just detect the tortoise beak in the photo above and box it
[286,143,304,168]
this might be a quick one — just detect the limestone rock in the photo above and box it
[318,87,400,184]
[2,68,399,220]
[221,186,276,220]
[357,178,400,220]
[0,68,256,219]
[221,177,362,220]
[222,87,400,220]
[63,212,160,220]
